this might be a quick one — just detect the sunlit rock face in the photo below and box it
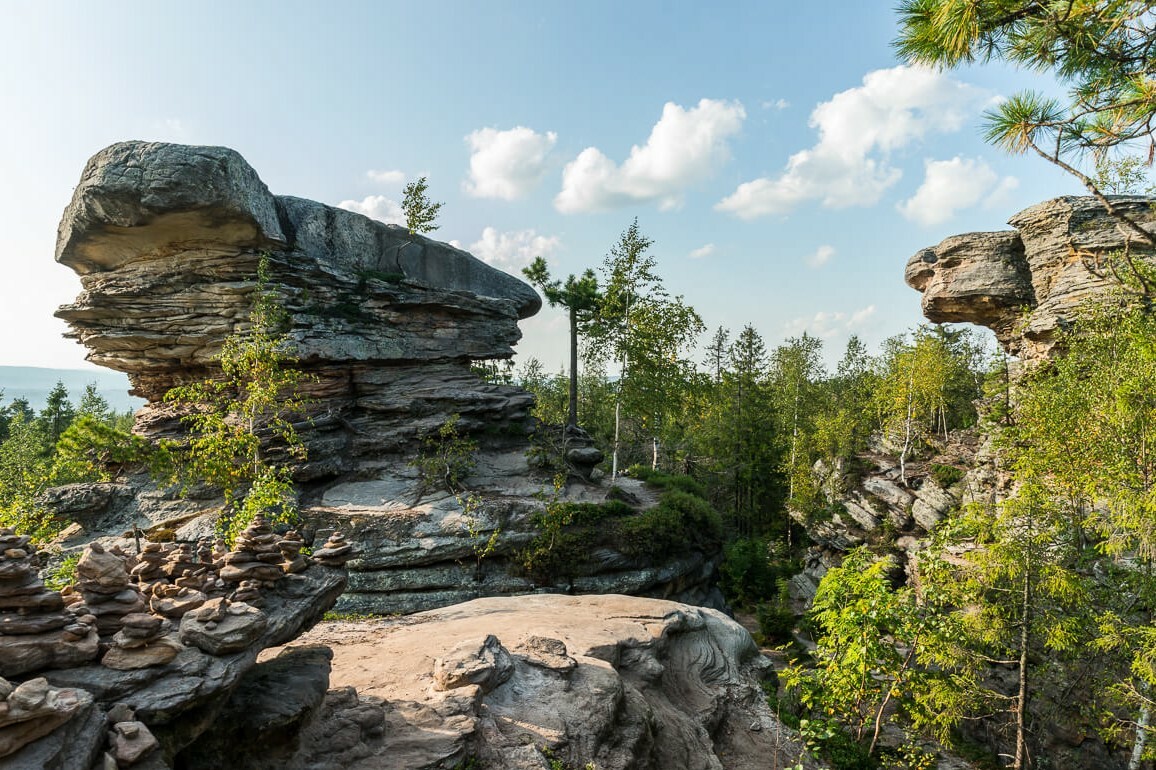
[905,195,1156,360]
[49,143,721,617]
[54,141,541,477]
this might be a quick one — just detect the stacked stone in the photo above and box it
[102,703,159,768]
[163,542,199,580]
[102,612,184,670]
[0,528,98,677]
[312,531,358,567]
[279,530,309,574]
[218,516,285,588]
[0,676,92,759]
[149,583,207,619]
[73,543,147,639]
[129,542,169,584]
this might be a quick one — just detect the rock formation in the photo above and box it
[0,527,347,769]
[905,195,1156,360]
[49,141,722,615]
[250,594,814,770]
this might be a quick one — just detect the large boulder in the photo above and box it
[278,594,815,770]
[906,195,1156,360]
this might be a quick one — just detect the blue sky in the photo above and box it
[1,1,1085,376]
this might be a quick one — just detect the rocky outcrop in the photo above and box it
[276,594,813,770]
[906,195,1156,360]
[0,527,347,769]
[48,142,722,615]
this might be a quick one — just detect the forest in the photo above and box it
[5,1,1156,769]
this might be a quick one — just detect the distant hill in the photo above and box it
[0,366,143,414]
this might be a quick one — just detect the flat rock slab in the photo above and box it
[282,594,815,770]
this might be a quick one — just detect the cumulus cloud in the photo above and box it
[464,126,558,200]
[337,195,404,225]
[784,305,877,340]
[468,227,561,273]
[367,169,405,185]
[689,243,716,259]
[897,157,1019,226]
[555,98,746,213]
[716,66,989,219]
[762,98,790,110]
[805,244,835,268]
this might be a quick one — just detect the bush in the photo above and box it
[625,465,707,499]
[930,462,965,488]
[719,538,800,609]
[756,601,795,644]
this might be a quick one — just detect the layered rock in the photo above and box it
[49,142,722,615]
[271,594,813,770]
[906,195,1156,360]
[0,529,99,677]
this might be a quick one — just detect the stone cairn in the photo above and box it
[67,542,148,640]
[0,527,98,678]
[0,519,358,763]
[312,531,359,567]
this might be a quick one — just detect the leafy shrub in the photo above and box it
[411,414,478,498]
[619,489,722,559]
[44,553,80,591]
[930,462,965,488]
[756,601,795,644]
[719,537,800,609]
[625,465,707,499]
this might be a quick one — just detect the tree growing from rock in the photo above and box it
[401,176,443,235]
[522,256,601,429]
[161,254,310,545]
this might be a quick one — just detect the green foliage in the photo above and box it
[515,481,722,585]
[159,254,310,545]
[586,218,705,475]
[523,256,601,429]
[783,548,943,758]
[411,414,478,499]
[626,464,707,498]
[43,553,79,592]
[401,176,443,235]
[895,0,1156,252]
[756,581,795,644]
[929,463,964,488]
[719,537,797,609]
[618,488,723,560]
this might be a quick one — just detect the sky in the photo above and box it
[0,1,1087,379]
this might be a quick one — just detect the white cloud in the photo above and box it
[805,244,835,268]
[337,195,404,225]
[367,169,405,185]
[467,227,561,273]
[555,98,746,213]
[689,243,716,259]
[717,66,989,219]
[762,98,790,110]
[464,126,558,200]
[897,157,1019,226]
[784,304,877,340]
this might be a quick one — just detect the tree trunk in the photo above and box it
[1129,699,1150,770]
[567,306,579,429]
[1014,558,1032,770]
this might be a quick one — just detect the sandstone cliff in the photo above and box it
[905,195,1156,360]
[49,141,721,615]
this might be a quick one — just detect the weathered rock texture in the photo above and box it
[273,594,813,770]
[906,195,1156,360]
[50,141,722,615]
[0,532,347,770]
